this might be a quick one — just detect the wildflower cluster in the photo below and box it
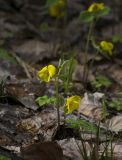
[86,3,114,56]
[37,64,81,115]
[36,1,118,159]
[37,1,115,128]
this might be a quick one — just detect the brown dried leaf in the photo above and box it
[16,110,60,140]
[105,115,122,132]
[107,65,122,87]
[6,79,43,110]
[16,115,42,134]
[12,40,58,63]
[78,92,104,120]
[21,141,63,160]
[59,138,91,160]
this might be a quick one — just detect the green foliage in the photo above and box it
[80,11,94,23]
[46,0,58,7]
[0,155,11,160]
[66,119,97,132]
[63,105,68,114]
[0,49,17,64]
[91,75,112,90]
[112,34,122,43]
[102,98,108,119]
[59,58,77,80]
[80,7,110,23]
[109,97,122,111]
[4,31,14,39]
[58,57,77,92]
[67,118,114,160]
[36,95,57,107]
[96,7,110,18]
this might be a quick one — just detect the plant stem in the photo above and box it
[83,21,94,87]
[65,57,73,94]
[55,76,60,127]
[86,50,99,81]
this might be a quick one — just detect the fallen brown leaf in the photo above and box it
[105,115,122,132]
[21,141,63,160]
[78,92,104,120]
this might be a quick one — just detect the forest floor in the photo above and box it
[0,0,122,160]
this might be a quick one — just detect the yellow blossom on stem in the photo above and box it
[38,65,56,82]
[49,0,65,18]
[100,41,114,56]
[65,96,81,114]
[88,3,105,13]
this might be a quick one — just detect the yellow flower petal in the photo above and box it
[88,3,105,13]
[48,65,56,77]
[100,41,114,56]
[38,65,56,82]
[66,96,81,114]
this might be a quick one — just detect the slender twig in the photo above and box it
[10,51,34,80]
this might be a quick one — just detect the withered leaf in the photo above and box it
[21,141,63,160]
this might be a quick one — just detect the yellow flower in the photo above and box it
[66,96,81,114]
[49,0,65,18]
[38,65,56,82]
[88,3,105,13]
[100,41,114,55]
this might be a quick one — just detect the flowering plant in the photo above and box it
[37,60,79,126]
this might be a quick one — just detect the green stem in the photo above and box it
[83,21,94,87]
[64,51,76,94]
[65,57,73,94]
[55,76,60,127]
[86,50,99,81]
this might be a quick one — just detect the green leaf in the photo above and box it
[66,119,97,132]
[118,92,122,96]
[0,49,17,64]
[36,95,56,107]
[80,11,94,23]
[96,7,110,18]
[102,98,108,119]
[64,105,68,114]
[59,58,77,81]
[109,98,122,111]
[4,31,14,38]
[0,155,11,160]
[46,0,57,7]
[58,57,77,92]
[91,75,112,89]
[112,34,122,43]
